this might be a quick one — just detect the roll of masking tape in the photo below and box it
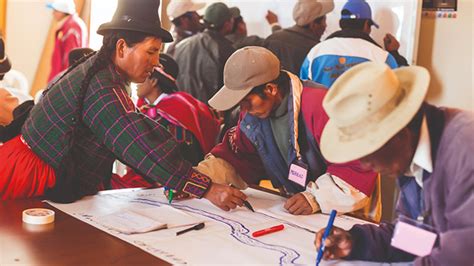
[22,208,55,225]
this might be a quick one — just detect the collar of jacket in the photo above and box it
[285,25,321,42]
[285,71,305,160]
[423,104,460,171]
[203,28,227,40]
[104,61,131,93]
[326,29,381,48]
[173,26,194,40]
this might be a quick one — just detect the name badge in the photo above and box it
[288,162,308,187]
[391,216,437,257]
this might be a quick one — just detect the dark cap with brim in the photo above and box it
[0,37,11,75]
[0,56,11,75]
[203,2,232,28]
[151,53,179,93]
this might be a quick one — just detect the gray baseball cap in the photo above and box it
[293,0,335,26]
[208,46,281,111]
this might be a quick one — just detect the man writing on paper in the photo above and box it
[194,46,379,221]
[315,62,473,265]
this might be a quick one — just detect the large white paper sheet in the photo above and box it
[48,188,371,265]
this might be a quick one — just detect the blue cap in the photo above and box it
[341,0,379,28]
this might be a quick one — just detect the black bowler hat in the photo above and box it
[97,0,173,42]
[0,36,11,75]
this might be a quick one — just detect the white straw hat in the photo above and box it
[167,0,206,20]
[321,62,430,163]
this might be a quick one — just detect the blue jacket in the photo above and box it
[239,78,327,194]
[300,30,398,88]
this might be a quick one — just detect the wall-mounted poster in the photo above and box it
[422,0,458,18]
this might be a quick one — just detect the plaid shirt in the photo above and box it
[22,54,210,198]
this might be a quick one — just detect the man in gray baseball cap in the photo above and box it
[197,46,380,220]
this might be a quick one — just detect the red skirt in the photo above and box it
[0,135,56,200]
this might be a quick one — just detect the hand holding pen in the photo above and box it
[163,187,190,202]
[314,211,353,263]
[229,184,255,212]
[202,183,248,211]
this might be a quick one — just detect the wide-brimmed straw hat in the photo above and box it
[320,62,430,163]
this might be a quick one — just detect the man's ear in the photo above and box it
[115,39,127,58]
[265,83,278,96]
[363,20,371,34]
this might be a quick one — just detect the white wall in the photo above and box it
[183,0,296,38]
[89,0,117,50]
[6,0,52,92]
[5,0,473,109]
[417,0,473,110]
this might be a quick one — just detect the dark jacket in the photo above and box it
[173,29,235,103]
[264,25,321,75]
[347,105,474,265]
[226,24,282,50]
[165,28,194,57]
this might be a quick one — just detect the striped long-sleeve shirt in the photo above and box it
[22,54,210,199]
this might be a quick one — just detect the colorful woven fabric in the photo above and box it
[21,54,210,199]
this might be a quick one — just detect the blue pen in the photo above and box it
[316,209,337,266]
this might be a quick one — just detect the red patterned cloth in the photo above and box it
[137,92,221,154]
[48,14,88,82]
[0,136,56,199]
[107,92,221,190]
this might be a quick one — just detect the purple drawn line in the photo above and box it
[129,197,302,265]
[135,198,300,264]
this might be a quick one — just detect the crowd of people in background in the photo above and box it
[0,0,472,265]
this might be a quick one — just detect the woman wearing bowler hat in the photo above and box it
[0,0,246,211]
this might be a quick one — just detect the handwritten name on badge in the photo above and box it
[391,221,437,256]
[288,163,307,187]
